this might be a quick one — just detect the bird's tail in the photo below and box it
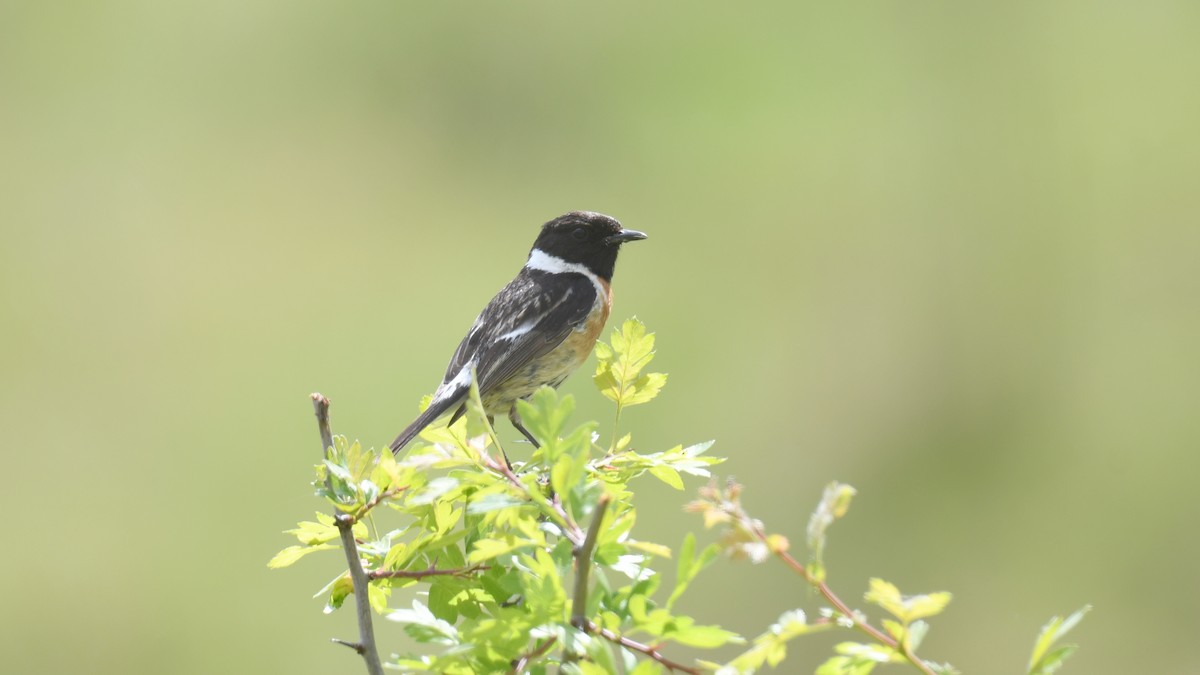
[388,391,464,454]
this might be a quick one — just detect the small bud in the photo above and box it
[766,534,789,553]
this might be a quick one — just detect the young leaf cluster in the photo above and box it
[274,319,735,674]
[276,318,1090,675]
[689,480,1087,675]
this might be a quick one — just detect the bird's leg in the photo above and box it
[508,406,541,449]
[486,414,514,472]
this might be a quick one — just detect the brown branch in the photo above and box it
[571,494,611,629]
[311,394,385,675]
[368,564,490,581]
[588,621,700,674]
[355,485,406,522]
[478,439,582,546]
[508,637,557,674]
[742,517,937,675]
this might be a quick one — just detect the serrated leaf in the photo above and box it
[467,535,537,563]
[551,455,576,497]
[864,578,952,624]
[285,518,340,545]
[267,544,337,568]
[323,574,353,613]
[905,620,930,651]
[816,654,878,675]
[648,465,684,490]
[1029,605,1090,674]
[386,600,459,644]
[668,623,743,648]
[593,318,667,408]
[466,492,526,514]
[807,482,856,579]
[835,641,899,662]
[515,387,575,459]
[621,372,668,407]
[625,539,672,559]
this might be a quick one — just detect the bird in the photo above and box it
[389,211,647,455]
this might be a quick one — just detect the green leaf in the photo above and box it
[593,318,668,408]
[625,539,672,559]
[905,620,930,651]
[863,578,952,624]
[723,609,830,672]
[620,372,668,407]
[323,574,353,613]
[629,661,663,675]
[551,455,577,497]
[267,544,337,568]
[667,533,719,611]
[816,654,878,675]
[668,623,743,648]
[648,465,684,490]
[285,516,340,545]
[806,482,857,583]
[515,387,576,459]
[386,599,460,645]
[467,535,538,564]
[466,492,526,514]
[1029,606,1091,674]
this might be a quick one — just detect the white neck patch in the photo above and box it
[525,249,606,297]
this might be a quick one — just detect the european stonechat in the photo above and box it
[389,211,646,454]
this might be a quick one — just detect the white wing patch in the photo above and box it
[496,319,538,342]
[495,286,574,342]
[432,362,474,404]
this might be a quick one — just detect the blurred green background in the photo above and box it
[3,1,1198,673]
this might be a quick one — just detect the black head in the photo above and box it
[530,211,647,281]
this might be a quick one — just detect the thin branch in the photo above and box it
[311,393,334,456]
[743,519,938,675]
[478,437,582,546]
[588,621,700,674]
[335,514,386,675]
[332,638,364,653]
[509,637,558,674]
[311,394,385,675]
[368,564,490,581]
[356,485,407,522]
[571,494,611,629]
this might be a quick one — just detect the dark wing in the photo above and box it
[444,268,597,394]
[391,269,596,453]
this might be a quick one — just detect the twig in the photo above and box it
[335,514,385,675]
[588,622,700,674]
[744,519,937,675]
[509,637,557,674]
[356,485,406,522]
[312,394,385,675]
[571,494,611,629]
[477,427,582,546]
[311,393,335,456]
[368,564,490,581]
[568,497,701,673]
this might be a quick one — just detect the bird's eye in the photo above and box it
[571,228,587,241]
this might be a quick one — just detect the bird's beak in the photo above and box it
[604,229,648,246]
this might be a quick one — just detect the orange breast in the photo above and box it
[479,281,613,415]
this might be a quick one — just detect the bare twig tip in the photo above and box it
[332,638,365,654]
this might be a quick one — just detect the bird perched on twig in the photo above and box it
[389,211,647,456]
